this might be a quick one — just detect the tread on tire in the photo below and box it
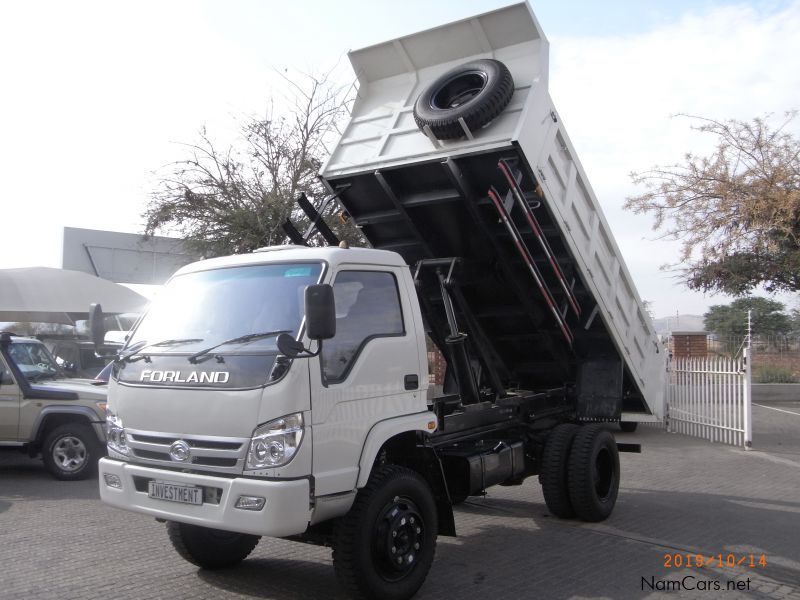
[166,521,260,569]
[567,424,620,522]
[413,59,515,140]
[539,423,579,518]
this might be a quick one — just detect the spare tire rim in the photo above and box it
[430,70,488,110]
[593,447,615,502]
[53,435,87,472]
[373,494,424,581]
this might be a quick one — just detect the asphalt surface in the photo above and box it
[1,400,799,600]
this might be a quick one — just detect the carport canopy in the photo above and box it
[0,267,148,325]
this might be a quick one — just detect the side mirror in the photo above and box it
[305,284,336,341]
[88,303,106,350]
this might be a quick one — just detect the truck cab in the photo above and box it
[99,246,431,537]
[0,332,107,479]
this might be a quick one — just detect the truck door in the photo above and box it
[309,267,423,496]
[0,356,21,440]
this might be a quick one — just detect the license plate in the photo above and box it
[147,480,203,505]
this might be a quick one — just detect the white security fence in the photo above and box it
[667,351,752,448]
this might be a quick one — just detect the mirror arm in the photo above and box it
[292,340,323,359]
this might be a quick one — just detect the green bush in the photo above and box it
[754,365,798,383]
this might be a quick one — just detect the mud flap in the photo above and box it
[576,358,622,421]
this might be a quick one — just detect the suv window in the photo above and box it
[52,343,77,367]
[0,358,13,386]
[80,348,105,370]
[322,271,404,382]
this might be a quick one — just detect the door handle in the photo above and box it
[404,374,419,390]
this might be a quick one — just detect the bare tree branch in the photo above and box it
[625,112,800,294]
[143,68,362,257]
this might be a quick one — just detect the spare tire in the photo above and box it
[413,59,514,140]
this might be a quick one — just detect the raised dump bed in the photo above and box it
[320,2,665,420]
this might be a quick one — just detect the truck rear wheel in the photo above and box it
[333,465,437,600]
[166,522,260,569]
[619,421,638,432]
[567,425,620,522]
[42,423,102,481]
[539,423,579,518]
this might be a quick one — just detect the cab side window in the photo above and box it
[322,271,404,382]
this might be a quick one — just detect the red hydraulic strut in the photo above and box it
[497,158,581,318]
[487,186,573,346]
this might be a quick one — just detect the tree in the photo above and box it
[143,69,362,257]
[625,112,800,295]
[703,297,790,338]
[789,307,800,336]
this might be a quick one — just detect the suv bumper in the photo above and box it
[98,458,311,537]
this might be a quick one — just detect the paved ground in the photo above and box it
[1,401,799,600]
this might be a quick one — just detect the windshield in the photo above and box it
[126,262,323,354]
[9,342,63,382]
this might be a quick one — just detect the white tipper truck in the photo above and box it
[96,4,666,599]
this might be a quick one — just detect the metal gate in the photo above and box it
[667,350,752,448]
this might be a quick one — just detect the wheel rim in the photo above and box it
[593,447,615,502]
[430,71,487,109]
[52,435,87,472]
[372,494,425,582]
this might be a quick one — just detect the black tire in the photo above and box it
[42,423,103,481]
[539,423,579,518]
[166,521,260,569]
[567,425,620,522]
[619,421,638,433]
[333,465,437,600]
[413,59,515,140]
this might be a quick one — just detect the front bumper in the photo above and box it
[98,458,311,537]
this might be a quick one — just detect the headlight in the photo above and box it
[246,413,304,469]
[106,411,129,457]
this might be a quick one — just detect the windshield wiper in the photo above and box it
[188,330,291,364]
[120,338,204,363]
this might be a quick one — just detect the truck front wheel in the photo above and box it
[567,425,620,522]
[166,522,260,569]
[333,465,437,600]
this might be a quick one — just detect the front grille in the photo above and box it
[126,429,248,475]
[132,434,241,451]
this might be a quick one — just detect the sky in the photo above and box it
[1,0,798,318]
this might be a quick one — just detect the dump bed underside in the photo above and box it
[323,146,646,413]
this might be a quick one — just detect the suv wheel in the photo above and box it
[42,423,102,480]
